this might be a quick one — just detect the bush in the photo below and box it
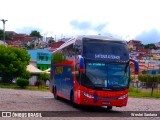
[16,78,29,88]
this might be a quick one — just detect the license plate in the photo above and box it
[102,102,110,105]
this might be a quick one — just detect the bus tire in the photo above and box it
[70,92,77,108]
[107,106,112,110]
[54,88,59,100]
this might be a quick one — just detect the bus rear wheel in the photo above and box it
[54,88,59,100]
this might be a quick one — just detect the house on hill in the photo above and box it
[48,41,65,52]
[28,49,52,71]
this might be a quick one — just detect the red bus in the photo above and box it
[50,35,138,109]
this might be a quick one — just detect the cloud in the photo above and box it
[15,26,42,35]
[135,29,160,44]
[70,20,92,30]
[95,23,108,33]
[70,20,108,34]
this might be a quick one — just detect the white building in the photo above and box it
[0,40,7,45]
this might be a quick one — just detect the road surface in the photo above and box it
[0,88,159,120]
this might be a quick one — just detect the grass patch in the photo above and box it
[0,84,18,89]
[26,86,49,91]
[0,84,49,91]
[0,84,160,98]
[129,87,160,98]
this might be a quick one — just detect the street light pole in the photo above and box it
[1,19,8,45]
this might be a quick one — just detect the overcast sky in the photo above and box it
[0,0,160,44]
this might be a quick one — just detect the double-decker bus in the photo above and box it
[50,35,138,109]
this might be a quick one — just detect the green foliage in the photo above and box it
[0,29,12,40]
[16,78,29,88]
[38,73,50,82]
[20,70,31,80]
[0,45,30,83]
[138,74,148,82]
[129,87,160,98]
[130,76,134,81]
[138,74,160,88]
[129,87,140,93]
[25,42,35,50]
[52,53,66,64]
[0,84,49,91]
[30,30,42,38]
[144,43,157,50]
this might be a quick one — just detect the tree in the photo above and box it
[25,42,35,50]
[0,45,30,83]
[138,74,159,88]
[0,29,12,40]
[30,30,42,38]
[144,44,157,50]
[37,73,50,87]
[38,73,50,82]
[52,53,66,64]
[20,70,31,80]
[48,37,55,44]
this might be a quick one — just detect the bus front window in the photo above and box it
[84,63,107,87]
[81,62,129,90]
[107,64,129,89]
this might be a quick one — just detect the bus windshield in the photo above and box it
[81,62,130,90]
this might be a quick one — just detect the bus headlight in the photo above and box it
[82,91,94,98]
[118,94,128,99]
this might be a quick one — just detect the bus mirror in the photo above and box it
[79,56,84,72]
[129,59,139,74]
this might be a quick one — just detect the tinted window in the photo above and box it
[83,39,129,61]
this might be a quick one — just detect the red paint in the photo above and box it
[74,85,128,106]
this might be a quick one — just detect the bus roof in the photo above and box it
[52,35,126,53]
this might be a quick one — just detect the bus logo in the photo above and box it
[2,112,11,117]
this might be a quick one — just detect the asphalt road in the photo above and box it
[0,88,159,120]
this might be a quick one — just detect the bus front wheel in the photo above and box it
[70,92,77,108]
[107,106,112,110]
[54,88,59,100]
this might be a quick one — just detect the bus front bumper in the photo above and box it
[76,90,128,107]
[79,96,128,107]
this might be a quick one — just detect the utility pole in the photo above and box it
[151,65,155,96]
[1,19,8,45]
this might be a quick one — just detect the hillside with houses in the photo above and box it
[128,40,160,75]
[1,31,160,88]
